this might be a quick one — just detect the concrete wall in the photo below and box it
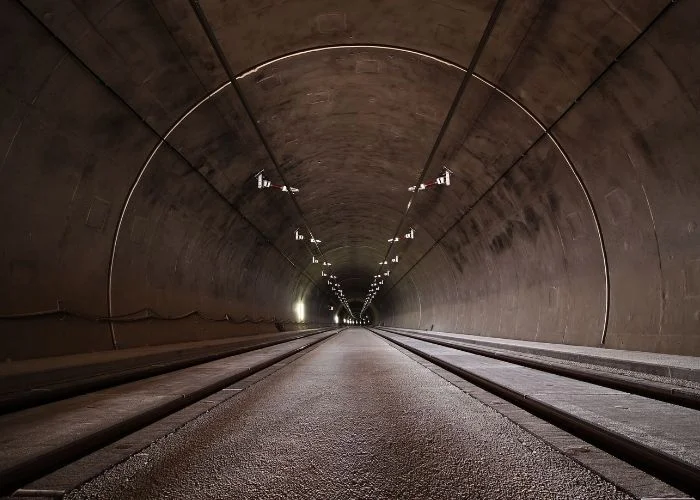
[1,0,698,358]
[0,1,331,359]
[384,0,700,355]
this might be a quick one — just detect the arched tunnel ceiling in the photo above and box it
[1,0,699,358]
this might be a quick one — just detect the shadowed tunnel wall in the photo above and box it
[0,0,698,360]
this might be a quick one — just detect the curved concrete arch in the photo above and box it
[1,0,698,359]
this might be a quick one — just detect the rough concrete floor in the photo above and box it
[68,329,633,500]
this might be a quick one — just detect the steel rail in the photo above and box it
[369,326,700,497]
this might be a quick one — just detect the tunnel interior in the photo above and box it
[1,0,699,360]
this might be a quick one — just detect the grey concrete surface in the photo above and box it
[68,329,632,500]
[0,330,336,483]
[15,339,333,497]
[382,326,700,384]
[1,0,699,360]
[380,331,700,469]
[0,327,328,397]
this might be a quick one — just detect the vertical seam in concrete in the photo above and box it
[187,0,345,317]
[362,0,508,317]
[107,83,230,348]
[639,181,665,337]
[547,135,610,345]
[408,274,422,330]
[379,72,611,344]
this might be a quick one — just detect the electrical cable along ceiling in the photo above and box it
[0,0,698,359]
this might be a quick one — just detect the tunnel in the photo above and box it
[2,0,698,360]
[1,1,700,498]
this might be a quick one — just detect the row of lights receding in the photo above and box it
[256,170,354,320]
[361,166,453,315]
[258,167,452,320]
[360,233,408,314]
[296,227,354,320]
[341,318,370,325]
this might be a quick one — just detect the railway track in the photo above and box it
[376,327,700,410]
[369,326,700,497]
[2,326,698,498]
[0,327,339,415]
[0,329,343,496]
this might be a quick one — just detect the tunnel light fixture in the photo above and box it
[321,271,328,277]
[256,170,299,193]
[310,236,322,244]
[322,261,332,267]
[391,256,399,263]
[404,228,415,239]
[407,167,452,192]
[436,167,452,186]
[295,228,305,241]
[384,270,390,276]
[256,170,270,189]
[312,256,319,264]
[388,237,400,242]
[378,260,388,265]
[295,300,305,322]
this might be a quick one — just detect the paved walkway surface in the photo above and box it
[0,328,323,379]
[384,327,700,381]
[69,329,632,500]
[380,331,700,469]
[0,331,334,483]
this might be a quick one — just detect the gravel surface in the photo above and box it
[69,329,632,500]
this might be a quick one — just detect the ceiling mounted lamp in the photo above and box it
[378,260,388,265]
[388,237,400,242]
[404,228,415,239]
[295,228,305,241]
[312,256,319,264]
[391,256,399,263]
[322,262,332,267]
[256,170,299,193]
[407,166,452,192]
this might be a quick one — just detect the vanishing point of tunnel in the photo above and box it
[1,0,699,498]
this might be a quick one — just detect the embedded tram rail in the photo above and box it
[0,328,340,415]
[369,327,700,497]
[374,327,700,410]
[1,327,698,499]
[0,329,343,497]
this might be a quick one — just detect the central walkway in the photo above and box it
[70,329,630,499]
